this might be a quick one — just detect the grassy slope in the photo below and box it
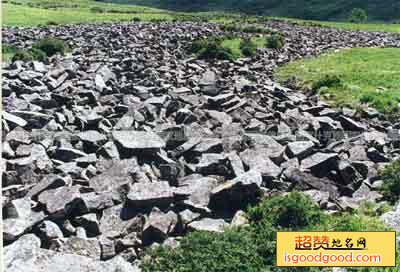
[285,18,400,33]
[277,48,400,115]
[3,0,400,34]
[101,0,400,21]
[3,0,173,26]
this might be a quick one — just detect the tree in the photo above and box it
[350,8,368,23]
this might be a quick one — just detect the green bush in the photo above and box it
[190,39,209,53]
[12,49,34,62]
[350,8,368,23]
[357,201,391,217]
[32,38,68,57]
[312,74,343,90]
[11,48,47,62]
[190,37,235,61]
[142,229,265,272]
[29,48,47,61]
[2,43,16,55]
[247,192,326,230]
[132,17,141,22]
[378,160,400,204]
[141,192,396,272]
[90,6,105,13]
[360,92,400,115]
[240,39,257,57]
[142,192,327,272]
[46,20,59,26]
[266,34,285,49]
[198,42,235,61]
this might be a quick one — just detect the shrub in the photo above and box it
[239,38,257,57]
[378,160,400,204]
[328,212,392,232]
[350,8,368,23]
[198,42,235,61]
[12,49,34,62]
[132,17,141,22]
[32,38,68,57]
[266,34,285,49]
[190,39,209,53]
[142,192,328,272]
[357,201,391,217]
[142,229,266,272]
[360,92,400,115]
[11,48,47,62]
[46,20,59,26]
[2,43,16,55]
[311,74,343,90]
[90,6,105,13]
[247,192,327,230]
[29,48,47,61]
[190,37,235,61]
[142,192,396,272]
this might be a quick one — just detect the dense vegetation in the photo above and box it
[7,38,68,63]
[103,0,400,22]
[379,160,400,204]
[142,192,398,272]
[190,35,268,60]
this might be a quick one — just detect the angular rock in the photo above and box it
[5,234,136,272]
[127,181,174,208]
[37,185,82,217]
[231,210,249,227]
[52,237,101,259]
[113,131,165,152]
[36,220,64,241]
[188,218,228,233]
[300,152,338,175]
[174,176,219,211]
[209,170,262,211]
[142,207,178,245]
[286,141,314,159]
[284,167,339,199]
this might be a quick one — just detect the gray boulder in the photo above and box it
[4,234,137,272]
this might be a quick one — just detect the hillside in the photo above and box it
[104,0,400,21]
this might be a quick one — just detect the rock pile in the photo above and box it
[2,20,400,270]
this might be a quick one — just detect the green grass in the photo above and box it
[3,2,174,26]
[221,36,266,58]
[220,38,243,58]
[277,48,400,115]
[3,1,400,35]
[284,18,400,33]
[94,0,400,22]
